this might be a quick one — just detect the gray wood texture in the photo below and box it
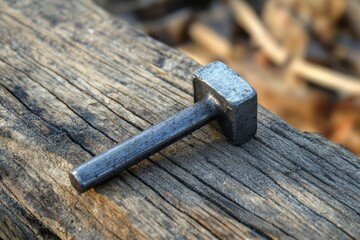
[0,0,359,239]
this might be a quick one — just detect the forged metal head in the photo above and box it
[193,61,257,145]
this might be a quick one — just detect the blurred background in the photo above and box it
[95,0,360,155]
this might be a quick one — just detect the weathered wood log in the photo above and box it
[1,0,360,239]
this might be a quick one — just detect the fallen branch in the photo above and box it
[230,0,288,65]
[290,59,360,96]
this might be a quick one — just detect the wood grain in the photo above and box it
[0,0,359,239]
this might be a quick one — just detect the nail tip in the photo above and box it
[69,170,87,193]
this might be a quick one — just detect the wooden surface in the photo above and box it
[0,0,360,239]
